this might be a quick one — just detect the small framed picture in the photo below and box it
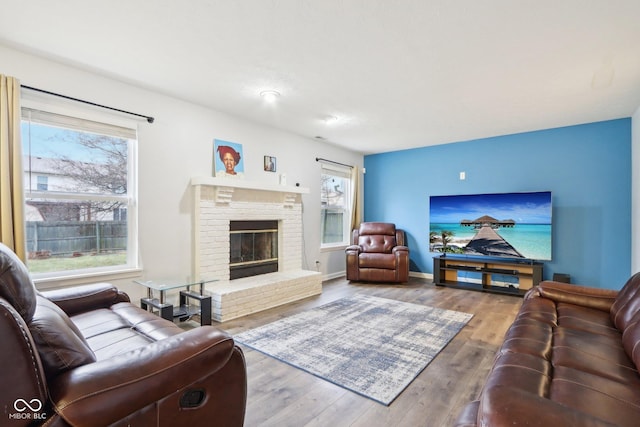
[264,156,276,172]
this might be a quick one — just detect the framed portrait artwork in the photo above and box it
[213,139,244,178]
[264,156,276,172]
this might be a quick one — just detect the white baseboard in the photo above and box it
[323,271,433,282]
[323,271,346,281]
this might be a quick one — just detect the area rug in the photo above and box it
[235,294,473,405]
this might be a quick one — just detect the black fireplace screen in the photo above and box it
[229,220,278,279]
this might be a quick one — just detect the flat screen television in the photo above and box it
[429,191,552,261]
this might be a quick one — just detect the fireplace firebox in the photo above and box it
[229,220,278,279]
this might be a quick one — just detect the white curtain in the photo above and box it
[0,74,26,260]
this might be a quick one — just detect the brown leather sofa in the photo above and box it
[0,243,246,426]
[345,222,409,283]
[455,273,640,427]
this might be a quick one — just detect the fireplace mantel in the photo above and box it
[191,177,309,206]
[191,176,309,194]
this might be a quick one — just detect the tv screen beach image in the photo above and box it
[429,191,552,261]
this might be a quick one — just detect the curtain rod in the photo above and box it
[21,85,155,124]
[315,157,353,169]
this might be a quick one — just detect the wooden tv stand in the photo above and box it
[433,255,543,296]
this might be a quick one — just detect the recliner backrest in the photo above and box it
[0,242,99,416]
[0,242,38,322]
[356,222,398,253]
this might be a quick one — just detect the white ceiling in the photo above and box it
[1,1,639,154]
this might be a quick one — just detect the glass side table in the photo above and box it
[134,278,216,326]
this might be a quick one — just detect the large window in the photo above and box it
[21,101,138,278]
[320,164,352,247]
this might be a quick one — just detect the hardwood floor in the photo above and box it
[217,277,523,427]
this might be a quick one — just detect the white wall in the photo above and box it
[633,105,640,275]
[0,44,363,298]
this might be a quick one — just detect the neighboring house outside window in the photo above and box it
[36,175,48,191]
[21,96,139,279]
[320,164,352,248]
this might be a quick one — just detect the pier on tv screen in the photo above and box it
[429,191,552,261]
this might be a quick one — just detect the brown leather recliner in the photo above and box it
[0,243,246,426]
[345,222,410,283]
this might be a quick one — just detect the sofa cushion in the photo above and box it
[85,328,155,360]
[71,302,183,341]
[0,242,37,322]
[552,327,637,385]
[553,327,628,364]
[28,296,96,379]
[499,318,553,359]
[551,366,640,426]
[557,302,618,336]
[70,302,184,360]
[485,352,552,393]
[71,307,132,339]
[358,253,397,269]
[110,302,183,340]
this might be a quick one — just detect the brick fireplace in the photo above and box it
[191,177,322,322]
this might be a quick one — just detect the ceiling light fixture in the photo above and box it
[260,90,281,103]
[323,115,338,124]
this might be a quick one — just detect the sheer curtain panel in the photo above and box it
[0,75,26,260]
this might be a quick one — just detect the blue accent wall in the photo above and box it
[364,119,632,290]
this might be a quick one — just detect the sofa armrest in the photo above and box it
[40,283,130,316]
[345,245,361,281]
[49,326,240,426]
[392,245,409,254]
[533,280,618,312]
